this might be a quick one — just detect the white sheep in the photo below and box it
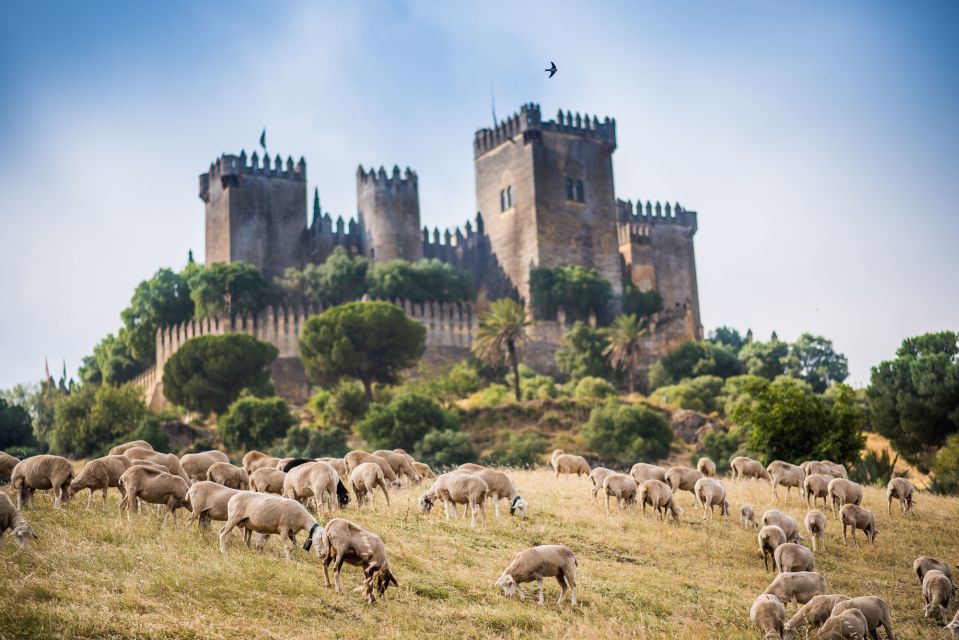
[69,455,132,509]
[108,440,153,456]
[344,451,400,487]
[749,593,786,640]
[283,461,340,516]
[914,555,953,586]
[249,467,286,494]
[0,493,37,549]
[665,466,703,502]
[741,504,759,529]
[349,462,391,510]
[839,504,877,546]
[782,594,850,640]
[817,460,847,479]
[11,454,74,510]
[418,472,489,527]
[830,596,895,639]
[316,457,349,480]
[761,571,828,605]
[804,509,827,552]
[762,509,803,544]
[206,462,250,490]
[319,517,398,603]
[774,542,815,574]
[802,474,832,510]
[630,462,667,484]
[0,451,20,482]
[923,569,954,624]
[372,449,422,484]
[731,456,771,481]
[815,608,868,640]
[242,450,279,474]
[638,479,682,522]
[185,481,241,531]
[218,491,322,561]
[550,450,590,479]
[602,473,637,515]
[180,451,230,482]
[589,467,616,499]
[758,525,787,572]
[886,477,914,516]
[457,466,528,518]
[767,460,806,503]
[693,477,729,521]
[696,457,717,477]
[411,461,435,483]
[117,465,190,528]
[827,478,863,518]
[495,545,577,606]
[122,447,191,483]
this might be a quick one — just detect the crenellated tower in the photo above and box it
[356,165,423,263]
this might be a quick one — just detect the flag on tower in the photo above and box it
[259,128,266,151]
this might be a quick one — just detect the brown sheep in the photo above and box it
[0,493,37,549]
[665,466,703,502]
[69,455,132,509]
[250,467,286,494]
[349,462,391,510]
[817,460,847,479]
[750,593,786,640]
[761,571,828,605]
[693,477,729,522]
[411,461,435,483]
[638,479,682,522]
[418,472,489,527]
[185,481,241,531]
[496,544,578,606]
[11,454,74,510]
[802,474,832,509]
[218,491,321,561]
[886,477,914,516]
[457,466,528,518]
[108,440,153,456]
[180,451,230,483]
[815,608,868,640]
[122,447,190,483]
[839,504,878,546]
[923,569,954,624]
[767,460,806,503]
[827,478,863,518]
[602,473,637,515]
[913,555,953,586]
[774,543,815,573]
[284,461,340,516]
[731,456,771,481]
[830,596,895,639]
[319,517,398,603]
[372,449,422,484]
[550,449,590,478]
[206,462,249,490]
[589,467,617,499]
[242,450,279,474]
[697,457,717,477]
[762,509,803,544]
[758,525,787,572]
[344,451,400,487]
[741,504,759,529]
[804,509,828,552]
[117,465,190,528]
[783,594,851,640]
[630,462,667,483]
[316,457,349,479]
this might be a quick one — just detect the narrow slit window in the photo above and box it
[575,180,584,202]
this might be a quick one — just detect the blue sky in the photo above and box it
[1,1,957,389]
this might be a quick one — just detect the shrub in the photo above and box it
[506,365,562,401]
[310,380,369,429]
[652,375,724,414]
[555,321,612,382]
[931,433,959,495]
[103,414,171,456]
[621,285,663,319]
[419,361,484,403]
[699,428,748,473]
[278,425,349,459]
[49,383,146,458]
[851,449,907,488]
[467,384,512,408]
[573,376,617,401]
[0,396,34,450]
[413,429,476,468]
[490,430,549,467]
[529,264,612,323]
[580,400,673,465]
[354,393,457,452]
[218,395,295,451]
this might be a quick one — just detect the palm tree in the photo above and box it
[604,314,648,394]
[473,298,531,401]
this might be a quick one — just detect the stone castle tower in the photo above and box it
[356,165,423,263]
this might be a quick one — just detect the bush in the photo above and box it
[354,393,457,452]
[621,285,663,319]
[0,396,34,450]
[652,375,724,414]
[580,401,673,465]
[656,341,742,387]
[851,449,907,488]
[931,433,959,495]
[368,258,474,304]
[218,395,295,451]
[555,321,612,382]
[103,414,171,456]
[413,429,476,468]
[529,264,612,323]
[418,361,484,403]
[573,376,617,401]
[309,381,369,429]
[278,424,349,459]
[467,384,512,408]
[699,428,748,473]
[506,365,562,401]
[2,446,41,462]
[490,430,549,467]
[49,383,146,458]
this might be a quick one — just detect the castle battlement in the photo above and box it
[199,151,306,202]
[356,164,418,188]
[473,103,616,157]
[421,213,485,251]
[616,198,698,243]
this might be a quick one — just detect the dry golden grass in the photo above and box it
[1,469,957,639]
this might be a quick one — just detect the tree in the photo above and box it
[529,264,612,322]
[186,262,270,319]
[709,326,746,353]
[473,299,531,402]
[555,321,612,382]
[276,247,369,307]
[867,331,959,470]
[49,384,146,457]
[738,339,788,380]
[604,314,648,394]
[0,396,34,450]
[368,258,473,304]
[581,400,673,465]
[299,301,426,402]
[78,331,142,386]
[121,268,194,364]
[163,334,278,414]
[654,375,725,414]
[218,394,295,451]
[413,429,476,467]
[621,285,664,319]
[783,333,849,392]
[932,434,959,495]
[355,393,457,451]
[657,340,742,386]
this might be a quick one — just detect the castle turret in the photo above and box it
[356,165,423,263]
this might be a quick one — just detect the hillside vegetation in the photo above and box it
[2,468,957,639]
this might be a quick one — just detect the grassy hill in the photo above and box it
[2,469,957,639]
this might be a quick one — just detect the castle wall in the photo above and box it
[357,166,423,263]
[303,189,363,264]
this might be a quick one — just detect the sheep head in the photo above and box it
[509,496,529,519]
[496,573,521,599]
[417,493,434,514]
[12,520,37,549]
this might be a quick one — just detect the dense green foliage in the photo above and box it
[79,332,142,386]
[0,396,34,450]
[218,395,295,451]
[410,362,484,405]
[654,375,724,414]
[655,340,742,389]
[581,401,673,465]
[604,314,648,393]
[505,366,561,401]
[49,384,146,457]
[355,393,457,452]
[699,428,748,473]
[737,340,788,379]
[573,376,617,401]
[163,335,278,414]
[413,429,476,468]
[185,262,270,320]
[621,285,664,319]
[490,430,549,466]
[555,321,612,382]
[783,333,849,392]
[368,259,474,304]
[529,265,612,322]
[708,326,747,353]
[122,268,194,363]
[275,247,369,306]
[932,434,959,494]
[275,425,350,459]
[307,381,370,429]
[473,299,530,401]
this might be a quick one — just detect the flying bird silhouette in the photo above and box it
[545,61,557,78]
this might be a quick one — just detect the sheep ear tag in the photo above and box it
[304,523,321,551]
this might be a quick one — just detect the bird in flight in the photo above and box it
[545,61,557,78]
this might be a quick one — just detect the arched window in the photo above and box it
[575,180,584,202]
[565,178,574,200]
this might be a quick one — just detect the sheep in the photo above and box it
[886,477,914,516]
[762,509,803,544]
[283,461,340,516]
[372,449,422,484]
[250,467,286,494]
[344,451,400,488]
[731,455,771,481]
[108,440,153,456]
[839,504,878,546]
[742,504,759,528]
[830,596,895,640]
[180,451,229,482]
[768,460,806,503]
[122,447,190,483]
[804,510,827,552]
[759,525,788,572]
[589,467,616,499]
[316,457,349,479]
[69,455,132,509]
[818,460,847,479]
[665,466,703,502]
[184,481,241,531]
[11,454,74,510]
[459,467,528,518]
[693,477,729,521]
[0,493,37,549]
[783,594,851,640]
[803,474,832,510]
[349,462,391,510]
[948,608,959,637]
[630,462,667,483]
[827,478,863,518]
[0,451,20,482]
[814,608,868,640]
[457,463,486,472]
[697,457,717,477]
[550,449,590,478]
[418,472,488,527]
[913,555,953,587]
[775,543,815,574]
[761,571,828,605]
[638,479,682,522]
[117,465,190,528]
[602,473,637,515]
[923,569,953,624]
[318,517,397,603]
[206,462,250,490]
[218,491,322,561]
[411,461,435,483]
[800,460,829,477]
[750,593,786,640]
[495,545,577,606]
[242,450,279,474]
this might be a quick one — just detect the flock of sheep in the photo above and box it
[1,444,957,636]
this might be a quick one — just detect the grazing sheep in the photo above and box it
[108,440,153,456]
[775,543,815,574]
[411,462,435,483]
[761,571,828,605]
[886,477,914,516]
[0,493,37,549]
[804,510,828,552]
[638,479,682,522]
[495,545,578,606]
[815,608,868,640]
[827,478,863,518]
[697,457,717,478]
[242,450,279,474]
[750,593,786,640]
[803,474,832,509]
[250,467,286,494]
[11,454,74,510]
[767,460,806,503]
[665,466,703,501]
[185,481,241,531]
[460,467,528,518]
[801,461,829,477]
[589,467,616,499]
[122,448,190,483]
[206,462,250,490]
[349,462,391,510]
[741,504,759,529]
[70,455,132,509]
[180,451,229,482]
[218,492,322,561]
[923,569,953,624]
[839,504,878,546]
[418,472,488,527]
[693,477,729,521]
[602,473,638,515]
[457,463,486,472]
[0,451,20,483]
[319,517,397,603]
[344,451,400,488]
[731,456,771,481]
[818,460,847,479]
[759,525,788,572]
[783,594,851,640]
[117,465,190,527]
[948,608,959,637]
[830,596,895,639]
[630,462,667,483]
[372,450,422,484]
[762,509,803,544]
[913,555,953,587]
[316,457,349,479]
[284,461,340,516]
[550,450,590,479]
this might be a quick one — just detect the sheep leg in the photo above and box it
[380,482,390,507]
[536,577,544,605]
[605,493,611,516]
[494,499,501,518]
[85,491,92,510]
[322,557,333,588]
[281,529,294,561]
[218,517,241,553]
[101,488,109,511]
[569,574,577,606]
[556,574,567,604]
[333,554,346,593]
[470,501,478,528]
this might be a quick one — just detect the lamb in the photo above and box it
[693,477,729,521]
[804,510,827,552]
[762,509,803,544]
[913,555,953,587]
[922,569,953,624]
[630,462,667,483]
[802,474,832,509]
[218,491,322,561]
[117,465,190,527]
[783,594,851,640]
[886,477,914,516]
[184,481,241,531]
[206,462,250,490]
[372,449,422,484]
[418,472,489,527]
[122,447,190,483]
[108,440,153,456]
[349,462,391,510]
[550,449,590,478]
[283,461,340,516]
[602,473,637,515]
[697,457,717,477]
[0,493,37,549]
[250,467,286,494]
[69,454,132,509]
[759,525,788,572]
[495,544,577,606]
[460,467,528,518]
[830,596,895,639]
[761,571,828,605]
[827,478,863,518]
[11,454,74,510]
[589,467,616,499]
[665,466,703,501]
[731,456,771,481]
[750,593,786,640]
[344,451,400,487]
[180,451,230,482]
[741,504,759,528]
[638,479,682,522]
[774,543,815,573]
[839,504,878,546]
[814,609,868,640]
[318,517,397,603]
[242,450,279,474]
[767,460,806,502]
[411,462,435,482]
[0,451,20,482]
